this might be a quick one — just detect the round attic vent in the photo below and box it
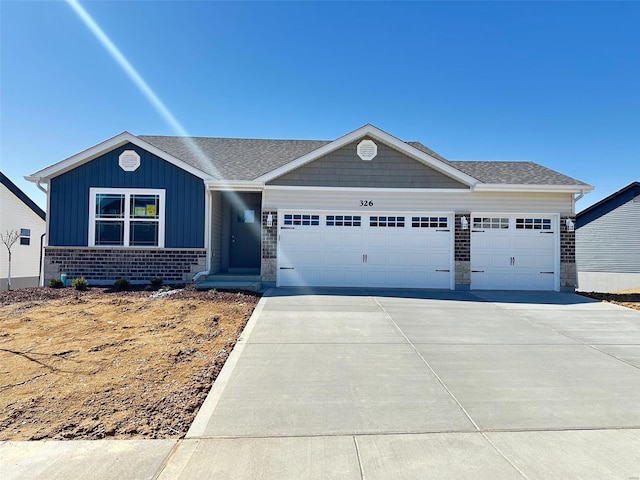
[357,139,377,161]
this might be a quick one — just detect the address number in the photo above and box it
[360,200,374,207]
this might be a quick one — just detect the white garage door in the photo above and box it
[278,211,453,288]
[471,215,557,291]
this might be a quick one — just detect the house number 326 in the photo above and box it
[360,200,374,207]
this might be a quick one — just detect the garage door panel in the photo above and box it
[471,215,557,291]
[278,211,452,288]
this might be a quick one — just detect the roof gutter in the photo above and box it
[474,184,594,194]
[205,180,265,191]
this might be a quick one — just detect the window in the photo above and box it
[370,216,405,227]
[326,215,361,227]
[473,217,509,229]
[20,228,31,245]
[516,218,551,230]
[283,214,320,226]
[89,188,165,247]
[411,216,448,228]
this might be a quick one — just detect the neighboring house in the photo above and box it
[576,181,640,293]
[26,124,592,291]
[1,172,46,289]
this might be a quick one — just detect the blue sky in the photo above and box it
[1,1,638,210]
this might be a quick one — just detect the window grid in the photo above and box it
[283,214,320,226]
[516,218,552,230]
[411,216,448,228]
[370,216,405,227]
[473,217,510,229]
[326,215,361,227]
[91,189,164,247]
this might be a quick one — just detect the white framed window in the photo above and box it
[89,188,165,247]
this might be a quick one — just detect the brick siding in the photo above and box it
[560,215,577,289]
[454,213,471,288]
[44,247,207,284]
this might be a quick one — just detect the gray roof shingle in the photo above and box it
[139,135,589,186]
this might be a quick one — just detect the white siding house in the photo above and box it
[1,172,46,289]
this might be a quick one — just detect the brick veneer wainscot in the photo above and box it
[44,247,207,284]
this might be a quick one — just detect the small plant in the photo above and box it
[207,288,218,297]
[150,277,163,287]
[159,285,171,293]
[71,277,88,291]
[114,278,130,290]
[49,278,64,288]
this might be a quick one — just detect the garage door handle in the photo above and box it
[471,270,484,273]
[279,267,295,270]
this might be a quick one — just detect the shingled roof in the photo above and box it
[139,135,589,186]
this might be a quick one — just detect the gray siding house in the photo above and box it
[576,181,640,292]
[27,124,592,291]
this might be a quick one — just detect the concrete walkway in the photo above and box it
[3,289,640,479]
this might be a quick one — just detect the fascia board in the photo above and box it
[474,183,595,193]
[254,124,478,187]
[263,185,471,193]
[27,132,215,182]
[206,180,265,191]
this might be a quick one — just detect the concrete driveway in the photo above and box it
[159,289,640,479]
[5,289,640,479]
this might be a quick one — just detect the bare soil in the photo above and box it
[0,286,259,441]
[577,288,640,312]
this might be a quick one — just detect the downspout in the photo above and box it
[192,186,212,284]
[39,233,46,286]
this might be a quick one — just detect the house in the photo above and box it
[1,172,46,289]
[576,181,640,293]
[26,124,592,291]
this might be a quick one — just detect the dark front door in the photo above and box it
[230,203,261,269]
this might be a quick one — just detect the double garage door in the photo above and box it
[278,211,453,288]
[277,211,558,290]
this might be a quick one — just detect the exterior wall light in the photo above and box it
[266,213,273,227]
[565,218,575,232]
[460,216,469,230]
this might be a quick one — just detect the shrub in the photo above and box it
[49,278,64,288]
[71,277,88,291]
[114,278,130,290]
[207,288,218,297]
[150,277,163,287]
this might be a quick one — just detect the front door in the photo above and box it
[230,203,261,269]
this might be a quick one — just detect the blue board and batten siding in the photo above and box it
[49,143,205,248]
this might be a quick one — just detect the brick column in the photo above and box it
[560,215,577,291]
[261,211,278,284]
[454,213,471,290]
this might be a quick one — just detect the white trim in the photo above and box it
[255,124,479,187]
[203,189,212,272]
[27,132,215,181]
[474,184,593,194]
[206,180,265,191]
[264,185,471,194]
[88,187,166,248]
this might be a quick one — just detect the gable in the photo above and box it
[0,172,45,220]
[267,137,469,189]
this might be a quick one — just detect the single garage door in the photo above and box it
[278,211,453,288]
[471,215,557,291]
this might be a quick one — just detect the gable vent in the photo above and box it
[357,139,377,161]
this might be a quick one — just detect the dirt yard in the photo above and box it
[578,288,640,312]
[0,286,259,441]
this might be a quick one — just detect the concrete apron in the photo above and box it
[4,289,640,479]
